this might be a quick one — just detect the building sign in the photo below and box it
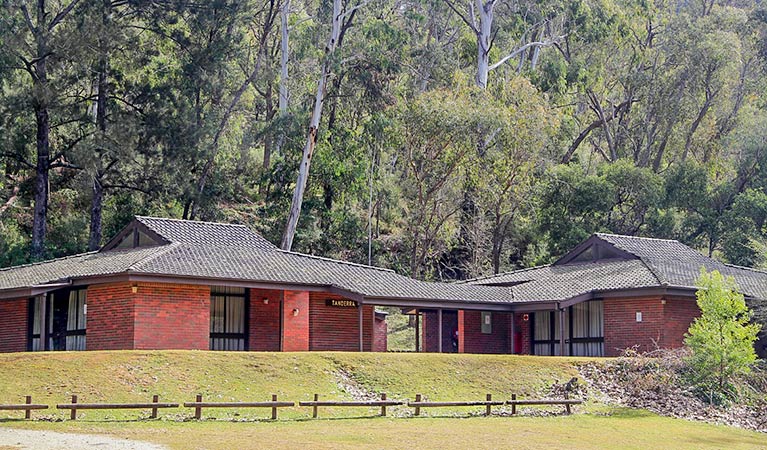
[326,299,358,308]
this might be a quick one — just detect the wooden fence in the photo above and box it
[56,395,179,420]
[0,396,48,419]
[299,393,403,418]
[183,394,294,420]
[3,392,582,421]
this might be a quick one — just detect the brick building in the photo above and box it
[0,217,764,357]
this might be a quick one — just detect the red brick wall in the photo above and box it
[133,283,210,350]
[0,298,28,352]
[87,283,135,350]
[661,296,700,349]
[514,313,532,355]
[603,296,665,356]
[374,315,387,352]
[422,310,458,353]
[282,290,309,351]
[249,289,282,351]
[308,293,373,351]
[461,310,512,354]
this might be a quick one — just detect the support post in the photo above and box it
[511,394,516,415]
[312,394,319,418]
[380,393,387,417]
[558,307,565,356]
[485,394,492,416]
[437,309,443,353]
[25,396,32,420]
[510,313,516,354]
[565,392,571,415]
[40,295,47,351]
[70,395,77,420]
[415,309,420,352]
[151,394,159,419]
[194,394,202,419]
[272,394,278,420]
[414,394,421,416]
[358,303,364,352]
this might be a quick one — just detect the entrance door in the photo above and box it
[531,300,604,356]
[210,287,249,351]
[28,289,86,351]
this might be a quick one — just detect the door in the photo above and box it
[29,289,86,351]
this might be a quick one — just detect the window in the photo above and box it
[28,289,86,351]
[531,300,604,356]
[210,287,248,351]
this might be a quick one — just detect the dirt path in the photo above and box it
[0,428,167,450]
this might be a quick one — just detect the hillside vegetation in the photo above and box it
[4,0,767,281]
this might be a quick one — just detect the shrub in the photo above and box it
[685,269,761,404]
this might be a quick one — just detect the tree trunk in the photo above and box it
[274,0,290,159]
[89,0,110,251]
[31,42,50,261]
[281,0,350,250]
[475,0,493,89]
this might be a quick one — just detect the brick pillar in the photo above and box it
[282,290,309,351]
[0,298,28,353]
[457,310,465,353]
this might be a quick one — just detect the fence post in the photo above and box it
[25,396,32,420]
[380,393,387,417]
[485,394,492,416]
[511,394,516,415]
[194,394,202,420]
[70,395,77,420]
[151,395,159,419]
[414,394,421,416]
[312,394,319,418]
[564,392,571,415]
[271,394,278,420]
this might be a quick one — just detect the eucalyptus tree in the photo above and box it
[281,0,373,251]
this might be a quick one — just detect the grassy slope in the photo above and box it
[0,351,585,420]
[0,351,764,449]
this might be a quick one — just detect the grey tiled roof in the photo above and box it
[596,233,767,300]
[466,259,659,302]
[467,233,767,308]
[0,218,512,304]
[136,216,277,250]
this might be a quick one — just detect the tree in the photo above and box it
[4,0,83,259]
[281,0,370,251]
[684,269,761,403]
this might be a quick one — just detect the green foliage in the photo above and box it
[685,269,761,404]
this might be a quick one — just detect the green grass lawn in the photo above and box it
[3,408,765,449]
[0,351,764,449]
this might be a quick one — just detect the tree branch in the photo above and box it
[48,0,82,31]
[489,37,563,71]
[444,0,478,34]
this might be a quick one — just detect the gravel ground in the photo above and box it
[0,428,167,450]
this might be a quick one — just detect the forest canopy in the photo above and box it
[2,0,767,280]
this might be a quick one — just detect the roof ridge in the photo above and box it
[595,232,680,243]
[276,249,394,273]
[0,251,99,273]
[723,262,767,275]
[136,216,250,228]
[459,265,552,284]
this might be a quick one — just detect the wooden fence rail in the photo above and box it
[0,396,48,419]
[56,395,179,420]
[409,394,504,416]
[409,393,583,416]
[299,393,403,418]
[183,394,294,420]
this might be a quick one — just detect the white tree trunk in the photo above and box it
[475,0,494,89]
[279,0,290,113]
[281,0,346,250]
